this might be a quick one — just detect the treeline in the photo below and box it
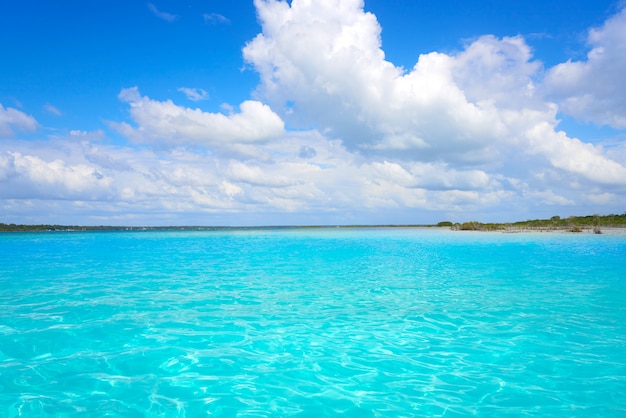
[2,213,626,232]
[0,224,230,232]
[444,213,626,232]
[0,223,130,232]
[0,224,313,232]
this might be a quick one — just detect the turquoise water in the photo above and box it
[1,228,625,417]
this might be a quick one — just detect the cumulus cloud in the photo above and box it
[244,0,526,162]
[147,3,178,22]
[452,35,540,108]
[178,87,209,102]
[244,0,626,186]
[0,151,112,200]
[525,121,626,186]
[0,132,493,210]
[544,7,626,128]
[1,126,624,225]
[0,104,38,136]
[112,87,285,153]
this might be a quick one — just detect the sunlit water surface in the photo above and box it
[1,228,625,417]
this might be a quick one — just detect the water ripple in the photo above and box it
[1,229,626,416]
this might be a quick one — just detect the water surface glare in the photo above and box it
[1,228,625,416]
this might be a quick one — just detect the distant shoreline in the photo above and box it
[2,213,626,234]
[477,226,626,235]
[0,224,439,233]
[445,213,626,234]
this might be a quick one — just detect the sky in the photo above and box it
[1,0,626,226]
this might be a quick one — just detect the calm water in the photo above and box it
[1,228,625,417]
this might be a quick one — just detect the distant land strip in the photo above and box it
[441,212,626,233]
[1,213,625,233]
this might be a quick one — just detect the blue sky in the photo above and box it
[1,0,625,226]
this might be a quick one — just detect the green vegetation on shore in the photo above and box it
[448,213,626,233]
[0,224,111,232]
[1,213,625,232]
[0,224,230,232]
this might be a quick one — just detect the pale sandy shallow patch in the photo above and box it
[497,227,626,235]
[588,227,626,235]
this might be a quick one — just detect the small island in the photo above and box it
[439,213,626,233]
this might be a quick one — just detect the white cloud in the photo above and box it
[452,35,541,108]
[0,104,38,136]
[112,87,285,154]
[203,13,230,24]
[544,6,626,128]
[0,151,112,200]
[585,192,615,205]
[44,104,62,116]
[69,129,105,141]
[243,0,626,185]
[224,160,294,187]
[525,121,626,186]
[0,127,624,225]
[367,160,493,191]
[147,3,178,22]
[177,87,209,102]
[526,189,574,206]
[243,0,527,162]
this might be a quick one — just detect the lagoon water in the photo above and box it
[1,227,625,417]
